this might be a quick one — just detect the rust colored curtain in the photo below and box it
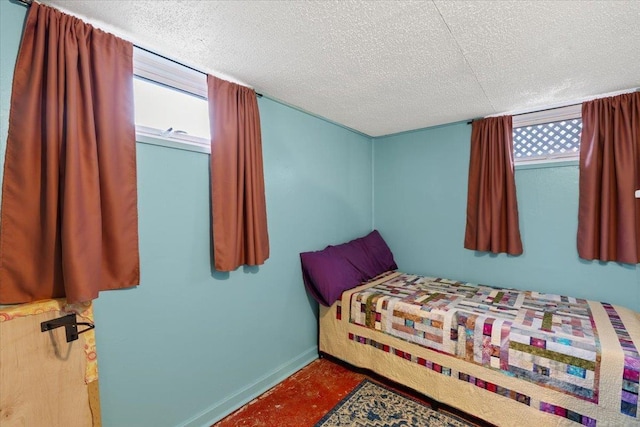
[464,116,523,255]
[577,92,640,263]
[207,75,269,271]
[0,3,139,304]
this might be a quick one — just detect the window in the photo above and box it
[133,78,210,139]
[512,104,582,164]
[132,47,210,153]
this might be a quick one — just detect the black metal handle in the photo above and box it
[40,313,95,343]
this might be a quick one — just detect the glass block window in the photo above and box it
[513,119,582,162]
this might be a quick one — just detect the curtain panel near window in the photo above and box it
[577,92,640,264]
[464,116,523,255]
[207,75,269,271]
[0,3,139,304]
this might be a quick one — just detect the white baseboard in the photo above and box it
[179,347,319,427]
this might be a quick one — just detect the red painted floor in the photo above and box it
[213,358,365,427]
[213,357,492,427]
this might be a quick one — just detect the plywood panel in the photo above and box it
[88,379,101,427]
[0,310,93,427]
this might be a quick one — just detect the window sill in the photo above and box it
[136,132,210,154]
[515,158,578,170]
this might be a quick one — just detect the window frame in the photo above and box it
[512,104,582,166]
[132,47,211,153]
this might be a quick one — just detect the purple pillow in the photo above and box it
[361,230,398,273]
[300,248,366,306]
[300,230,397,306]
[330,237,380,278]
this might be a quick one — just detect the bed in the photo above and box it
[301,231,640,427]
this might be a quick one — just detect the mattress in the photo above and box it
[319,271,640,427]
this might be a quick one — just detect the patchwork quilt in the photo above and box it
[346,273,640,424]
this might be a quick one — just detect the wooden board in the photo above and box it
[0,310,94,426]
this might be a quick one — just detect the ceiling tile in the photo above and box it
[39,0,640,135]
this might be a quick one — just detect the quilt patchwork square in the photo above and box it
[350,274,602,404]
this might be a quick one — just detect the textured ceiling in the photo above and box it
[41,0,640,137]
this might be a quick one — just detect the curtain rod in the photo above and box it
[467,88,640,125]
[467,102,582,125]
[12,0,263,97]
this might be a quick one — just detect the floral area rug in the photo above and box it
[315,379,473,427]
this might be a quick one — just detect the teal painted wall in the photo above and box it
[0,2,372,426]
[3,1,640,425]
[374,122,640,311]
